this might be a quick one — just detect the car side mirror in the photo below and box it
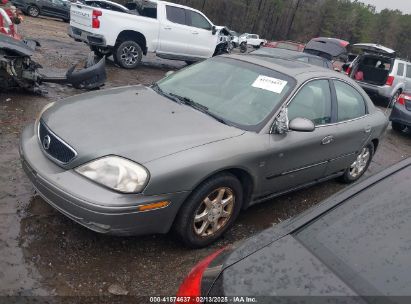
[165,71,175,77]
[272,107,289,134]
[289,117,315,132]
[212,26,217,35]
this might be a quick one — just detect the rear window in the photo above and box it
[406,65,411,78]
[397,63,405,76]
[166,6,186,25]
[276,42,300,51]
[295,166,411,296]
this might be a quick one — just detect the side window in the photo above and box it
[397,63,405,76]
[166,6,186,25]
[188,11,211,30]
[334,81,366,122]
[288,80,332,126]
[406,65,411,79]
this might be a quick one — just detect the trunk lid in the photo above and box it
[70,3,93,29]
[304,37,349,60]
[353,43,396,58]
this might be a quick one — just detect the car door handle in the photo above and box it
[164,27,172,30]
[192,32,199,35]
[322,135,335,145]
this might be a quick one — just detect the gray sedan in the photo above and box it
[20,54,388,248]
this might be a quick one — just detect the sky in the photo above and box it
[357,0,411,14]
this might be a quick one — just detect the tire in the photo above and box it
[27,5,40,17]
[173,173,243,248]
[340,143,374,184]
[392,122,406,132]
[90,45,112,58]
[114,41,143,69]
[389,91,400,108]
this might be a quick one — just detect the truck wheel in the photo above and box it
[114,41,143,69]
[27,5,40,17]
[173,173,243,248]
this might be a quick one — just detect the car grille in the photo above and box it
[38,120,77,164]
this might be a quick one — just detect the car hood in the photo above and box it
[41,85,244,168]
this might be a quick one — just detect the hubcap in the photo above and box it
[193,187,235,238]
[120,46,139,66]
[349,147,370,178]
[29,7,38,16]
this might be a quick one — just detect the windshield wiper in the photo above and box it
[151,83,185,105]
[168,93,230,126]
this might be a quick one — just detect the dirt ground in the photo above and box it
[0,17,410,301]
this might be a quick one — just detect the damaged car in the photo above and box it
[20,54,388,248]
[0,33,106,92]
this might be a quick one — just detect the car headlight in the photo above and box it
[75,156,149,193]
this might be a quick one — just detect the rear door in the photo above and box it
[353,43,396,58]
[48,0,68,18]
[158,5,190,56]
[185,9,216,58]
[325,80,370,175]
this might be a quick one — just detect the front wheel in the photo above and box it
[114,41,143,69]
[27,5,40,17]
[173,173,243,248]
[340,143,374,183]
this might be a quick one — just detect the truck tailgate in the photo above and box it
[70,3,93,29]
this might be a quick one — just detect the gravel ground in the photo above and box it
[0,16,410,301]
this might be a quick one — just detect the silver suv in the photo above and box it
[347,43,411,107]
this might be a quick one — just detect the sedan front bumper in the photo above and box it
[19,124,190,236]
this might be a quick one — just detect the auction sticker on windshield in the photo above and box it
[252,75,288,94]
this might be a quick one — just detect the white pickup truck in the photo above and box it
[69,0,225,68]
[239,33,267,48]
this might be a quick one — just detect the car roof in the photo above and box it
[224,54,337,79]
[251,47,327,61]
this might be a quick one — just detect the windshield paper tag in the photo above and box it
[252,76,287,94]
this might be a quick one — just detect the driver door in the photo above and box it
[262,79,335,196]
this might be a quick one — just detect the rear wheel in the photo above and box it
[114,41,142,69]
[392,122,406,132]
[27,5,40,17]
[173,173,243,248]
[341,143,374,183]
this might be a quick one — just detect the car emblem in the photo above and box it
[43,135,51,150]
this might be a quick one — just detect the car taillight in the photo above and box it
[345,66,351,76]
[176,248,227,303]
[386,76,395,86]
[397,93,411,106]
[92,10,102,29]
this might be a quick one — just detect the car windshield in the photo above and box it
[155,57,295,130]
[294,166,411,296]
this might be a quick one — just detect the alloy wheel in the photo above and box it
[120,46,139,66]
[349,147,371,179]
[193,187,235,238]
[28,6,39,17]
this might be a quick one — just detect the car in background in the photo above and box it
[20,54,388,248]
[177,158,411,301]
[12,0,70,21]
[265,40,305,52]
[228,29,240,47]
[238,33,266,48]
[347,43,411,107]
[250,47,334,70]
[390,91,411,133]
